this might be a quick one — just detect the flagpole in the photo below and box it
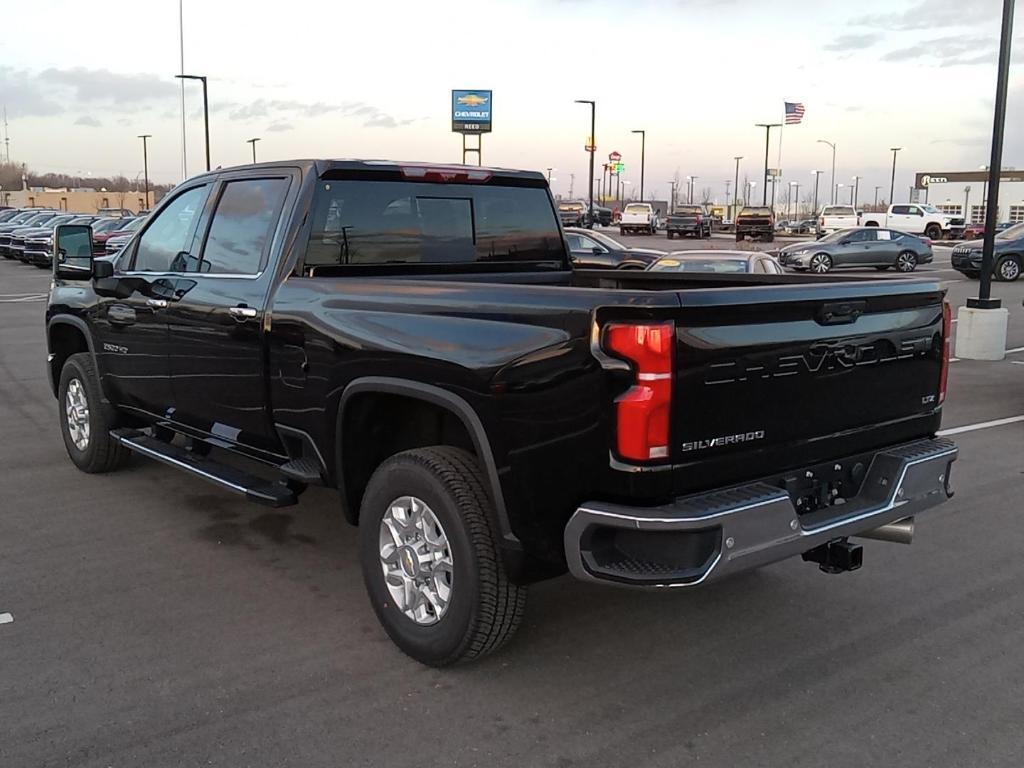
[777,101,785,215]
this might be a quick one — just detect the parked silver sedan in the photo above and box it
[778,228,933,273]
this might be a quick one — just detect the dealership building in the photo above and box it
[914,170,1024,225]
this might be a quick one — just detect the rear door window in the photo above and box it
[197,178,290,274]
[891,205,912,215]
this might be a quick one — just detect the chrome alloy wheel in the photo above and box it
[65,378,90,451]
[379,496,454,625]
[999,258,1020,281]
[896,251,917,272]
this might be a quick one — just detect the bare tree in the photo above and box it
[700,186,713,206]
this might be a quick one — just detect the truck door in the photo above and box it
[91,183,211,417]
[162,172,294,454]
[889,205,915,232]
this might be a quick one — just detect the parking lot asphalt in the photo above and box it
[1,256,1022,768]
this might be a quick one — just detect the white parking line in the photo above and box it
[1005,347,1024,355]
[938,415,1024,436]
[0,613,13,625]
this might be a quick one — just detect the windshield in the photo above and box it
[673,206,702,214]
[624,204,650,213]
[304,178,564,272]
[650,257,748,273]
[559,203,584,211]
[919,204,942,214]
[739,207,771,215]
[996,222,1024,240]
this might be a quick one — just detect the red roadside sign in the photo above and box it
[609,151,621,161]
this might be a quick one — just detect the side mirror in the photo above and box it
[592,246,603,254]
[53,224,94,280]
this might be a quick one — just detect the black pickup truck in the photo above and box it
[665,205,712,239]
[46,160,957,666]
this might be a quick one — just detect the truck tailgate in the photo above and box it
[669,281,946,493]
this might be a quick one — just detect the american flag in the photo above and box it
[785,102,805,124]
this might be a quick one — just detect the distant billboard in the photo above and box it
[452,90,492,134]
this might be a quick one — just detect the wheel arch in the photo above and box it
[336,377,517,549]
[46,316,97,399]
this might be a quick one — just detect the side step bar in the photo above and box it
[111,429,299,508]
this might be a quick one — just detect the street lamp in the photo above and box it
[817,139,836,203]
[789,181,800,219]
[874,185,883,209]
[575,100,596,228]
[747,180,757,205]
[175,74,210,172]
[247,137,260,163]
[851,175,861,208]
[668,180,678,211]
[889,147,902,205]
[546,167,554,183]
[631,129,645,201]
[964,185,971,221]
[835,182,844,204]
[137,134,151,210]
[811,170,824,218]
[686,175,698,204]
[756,123,782,205]
[724,179,732,212]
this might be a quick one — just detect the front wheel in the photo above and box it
[666,231,674,240]
[58,353,129,473]
[809,252,833,273]
[619,228,627,236]
[924,224,943,240]
[358,447,527,666]
[995,255,1021,282]
[896,250,918,272]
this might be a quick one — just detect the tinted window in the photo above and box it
[845,229,873,243]
[891,206,912,215]
[198,178,289,274]
[651,258,748,273]
[304,179,563,271]
[132,185,208,272]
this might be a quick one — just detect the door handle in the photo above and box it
[229,306,258,319]
[146,298,169,309]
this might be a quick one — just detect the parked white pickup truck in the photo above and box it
[817,205,860,235]
[620,202,660,235]
[861,204,964,240]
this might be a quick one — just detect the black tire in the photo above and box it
[895,250,918,273]
[358,446,527,666]
[924,224,943,240]
[666,231,674,240]
[995,255,1021,282]
[58,352,129,474]
[619,228,626,236]
[764,233,775,243]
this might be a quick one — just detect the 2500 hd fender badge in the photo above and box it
[681,430,766,453]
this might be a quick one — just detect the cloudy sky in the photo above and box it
[0,0,1019,202]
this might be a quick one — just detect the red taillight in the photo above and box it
[695,214,702,223]
[400,165,493,183]
[604,322,674,461]
[939,301,951,404]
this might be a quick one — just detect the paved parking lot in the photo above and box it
[1,257,1022,767]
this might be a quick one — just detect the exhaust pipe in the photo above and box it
[856,517,915,545]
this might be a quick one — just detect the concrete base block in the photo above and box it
[954,306,1009,360]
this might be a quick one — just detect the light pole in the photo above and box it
[835,182,844,204]
[631,129,645,201]
[733,156,742,218]
[889,147,902,206]
[247,137,260,163]
[575,100,596,228]
[790,181,800,219]
[687,175,698,204]
[874,185,882,209]
[817,139,836,203]
[964,185,971,221]
[811,170,823,219]
[546,167,553,183]
[668,180,678,211]
[747,181,757,205]
[724,179,731,212]
[137,134,151,210]
[756,123,782,205]
[851,175,860,208]
[175,74,210,172]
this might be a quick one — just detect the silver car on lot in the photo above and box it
[778,227,933,273]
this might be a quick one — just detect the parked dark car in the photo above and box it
[46,159,957,666]
[564,227,664,269]
[24,216,100,267]
[785,218,817,235]
[778,228,933,273]
[665,205,711,239]
[12,214,82,262]
[101,216,148,255]
[951,221,1024,281]
[648,251,785,274]
[0,211,60,258]
[592,204,612,227]
[735,206,774,242]
[557,201,587,227]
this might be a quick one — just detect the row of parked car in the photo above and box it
[0,207,146,267]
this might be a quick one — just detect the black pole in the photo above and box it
[830,147,836,204]
[812,172,820,220]
[853,176,859,208]
[971,0,1014,308]
[589,103,595,227]
[639,132,645,201]
[200,77,210,172]
[874,186,880,209]
[889,148,900,207]
[733,156,741,219]
[138,134,151,210]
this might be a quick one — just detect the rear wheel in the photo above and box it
[896,250,918,273]
[358,446,526,666]
[58,353,129,474]
[924,224,943,240]
[666,231,674,240]
[809,253,833,273]
[995,255,1021,282]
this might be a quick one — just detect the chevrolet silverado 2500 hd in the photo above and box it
[46,160,957,666]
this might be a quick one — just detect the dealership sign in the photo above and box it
[452,90,492,134]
